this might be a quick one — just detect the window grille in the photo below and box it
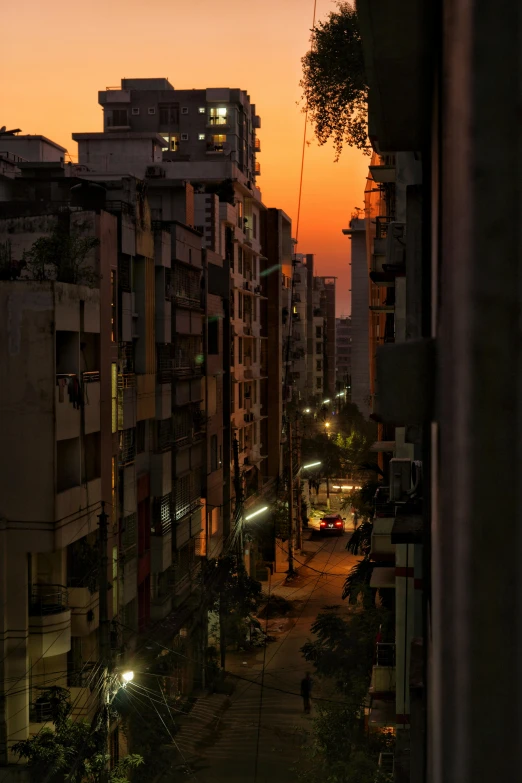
[157,344,172,384]
[172,265,201,308]
[122,513,137,557]
[118,257,131,292]
[156,418,173,453]
[119,429,135,466]
[152,494,172,535]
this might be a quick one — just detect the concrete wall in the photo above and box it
[348,221,371,417]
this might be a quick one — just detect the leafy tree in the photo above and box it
[301,2,369,160]
[12,686,143,783]
[342,557,376,608]
[341,478,382,522]
[299,607,394,782]
[204,555,262,667]
[22,223,99,286]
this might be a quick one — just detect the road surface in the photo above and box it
[171,533,359,782]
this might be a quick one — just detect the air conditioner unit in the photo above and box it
[181,107,189,114]
[131,108,140,116]
[385,222,406,267]
[410,460,423,493]
[146,165,165,178]
[181,133,189,141]
[389,458,412,501]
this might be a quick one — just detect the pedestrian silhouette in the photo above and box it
[300,672,312,714]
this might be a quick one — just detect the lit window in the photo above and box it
[198,133,205,141]
[198,107,205,114]
[209,107,228,125]
[212,134,226,144]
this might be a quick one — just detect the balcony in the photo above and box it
[157,344,172,385]
[369,162,396,183]
[151,590,173,622]
[83,372,100,434]
[173,358,203,378]
[370,643,396,697]
[29,584,71,659]
[255,137,261,152]
[371,517,396,561]
[68,587,99,636]
[55,375,81,441]
[207,114,230,126]
[255,162,261,176]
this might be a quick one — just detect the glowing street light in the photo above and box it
[323,399,331,405]
[122,671,134,684]
[245,506,269,521]
[302,461,322,470]
[325,422,331,429]
[304,408,311,414]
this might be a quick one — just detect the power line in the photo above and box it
[295,0,318,246]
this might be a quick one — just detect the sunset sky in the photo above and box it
[1,0,368,314]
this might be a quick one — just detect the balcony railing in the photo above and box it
[157,344,172,384]
[29,584,68,616]
[375,215,394,240]
[375,642,396,667]
[30,700,53,723]
[173,359,203,378]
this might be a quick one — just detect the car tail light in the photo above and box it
[335,521,342,527]
[320,522,326,528]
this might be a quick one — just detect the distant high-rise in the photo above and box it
[335,316,351,393]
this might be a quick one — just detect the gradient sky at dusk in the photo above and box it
[1,0,368,314]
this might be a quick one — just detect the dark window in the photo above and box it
[316,326,322,339]
[136,421,146,454]
[159,104,179,125]
[316,342,322,354]
[110,109,128,127]
[208,318,219,355]
[210,435,218,472]
[238,337,243,364]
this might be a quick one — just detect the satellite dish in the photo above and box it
[0,127,6,133]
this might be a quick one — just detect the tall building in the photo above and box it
[0,137,212,770]
[314,276,337,399]
[77,80,272,529]
[335,316,352,393]
[348,2,522,781]
[343,216,370,417]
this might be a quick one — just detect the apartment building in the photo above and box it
[343,216,370,417]
[351,1,522,780]
[75,78,276,560]
[0,138,212,772]
[0,162,116,764]
[335,316,351,393]
[314,276,337,400]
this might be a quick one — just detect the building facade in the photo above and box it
[335,316,351,393]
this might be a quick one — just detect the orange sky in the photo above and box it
[1,0,368,314]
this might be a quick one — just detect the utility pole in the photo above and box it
[296,418,302,551]
[98,502,111,779]
[287,422,295,576]
[232,436,244,557]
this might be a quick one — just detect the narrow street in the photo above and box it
[170,533,359,782]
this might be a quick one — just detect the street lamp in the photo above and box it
[245,506,269,521]
[323,399,331,405]
[121,671,134,685]
[302,461,322,469]
[304,408,311,414]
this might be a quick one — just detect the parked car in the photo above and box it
[319,514,346,535]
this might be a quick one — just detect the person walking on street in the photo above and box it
[300,672,313,714]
